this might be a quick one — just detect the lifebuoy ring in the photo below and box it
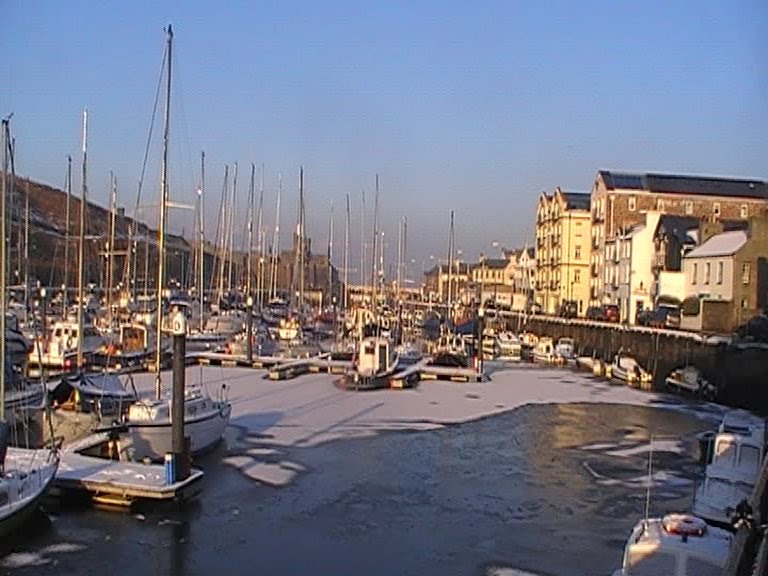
[662,514,707,537]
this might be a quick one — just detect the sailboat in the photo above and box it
[0,115,59,538]
[124,26,231,461]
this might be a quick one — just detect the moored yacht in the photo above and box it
[532,337,555,364]
[609,354,652,388]
[126,384,232,461]
[28,319,105,373]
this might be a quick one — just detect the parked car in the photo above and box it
[558,300,578,319]
[636,309,655,327]
[602,304,620,323]
[637,306,681,328]
[586,306,605,321]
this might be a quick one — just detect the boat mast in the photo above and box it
[198,150,205,333]
[154,25,172,398]
[76,108,88,369]
[343,194,349,311]
[269,173,282,300]
[297,167,305,310]
[246,163,255,298]
[446,210,455,316]
[370,174,379,309]
[360,190,365,290]
[1,116,11,421]
[327,200,333,307]
[227,162,237,294]
[256,164,264,310]
[62,155,72,315]
[23,157,29,324]
[107,172,117,325]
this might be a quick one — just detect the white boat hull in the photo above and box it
[128,403,232,461]
[0,448,59,538]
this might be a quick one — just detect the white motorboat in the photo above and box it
[665,366,717,400]
[276,316,303,342]
[692,470,754,528]
[532,337,555,364]
[496,332,522,361]
[611,513,732,575]
[126,385,232,461]
[554,337,575,362]
[343,335,399,390]
[609,355,652,387]
[430,334,470,367]
[95,321,170,371]
[692,410,765,528]
[28,319,105,372]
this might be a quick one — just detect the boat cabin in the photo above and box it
[614,514,732,576]
[357,336,395,377]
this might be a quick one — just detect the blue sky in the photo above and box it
[3,1,767,283]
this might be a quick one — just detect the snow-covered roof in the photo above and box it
[685,230,747,259]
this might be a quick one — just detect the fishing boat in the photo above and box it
[123,26,232,462]
[611,513,732,575]
[496,332,522,361]
[692,471,754,529]
[342,335,399,390]
[554,337,575,362]
[0,116,60,539]
[665,366,717,400]
[532,337,555,364]
[609,354,652,387]
[28,319,105,373]
[94,320,169,371]
[429,333,470,367]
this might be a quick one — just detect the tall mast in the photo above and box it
[343,194,349,310]
[397,217,404,300]
[227,162,238,293]
[370,174,379,307]
[327,201,333,306]
[198,150,205,333]
[155,24,172,397]
[63,155,72,314]
[299,167,305,309]
[246,163,255,297]
[256,164,264,309]
[1,117,11,420]
[77,108,88,369]
[446,210,455,313]
[269,173,282,300]
[23,146,29,323]
[360,190,365,289]
[107,172,117,325]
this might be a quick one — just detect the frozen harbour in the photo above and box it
[3,364,737,575]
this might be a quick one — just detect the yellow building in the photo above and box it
[534,187,591,315]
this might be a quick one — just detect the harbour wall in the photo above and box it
[495,313,768,414]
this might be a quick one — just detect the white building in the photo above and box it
[604,212,661,323]
[682,230,747,302]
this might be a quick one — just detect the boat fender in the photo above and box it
[662,514,707,537]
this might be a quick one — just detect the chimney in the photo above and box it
[698,218,724,245]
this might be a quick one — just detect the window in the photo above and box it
[692,263,698,285]
[742,298,749,309]
[713,202,721,217]
[704,262,711,284]
[657,198,664,211]
[574,270,581,284]
[628,196,636,211]
[575,246,581,260]
[740,204,748,218]
[717,261,723,284]
[742,262,751,285]
[685,201,693,215]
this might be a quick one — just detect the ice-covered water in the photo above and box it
[4,365,737,575]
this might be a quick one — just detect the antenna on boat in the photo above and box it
[644,434,654,522]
